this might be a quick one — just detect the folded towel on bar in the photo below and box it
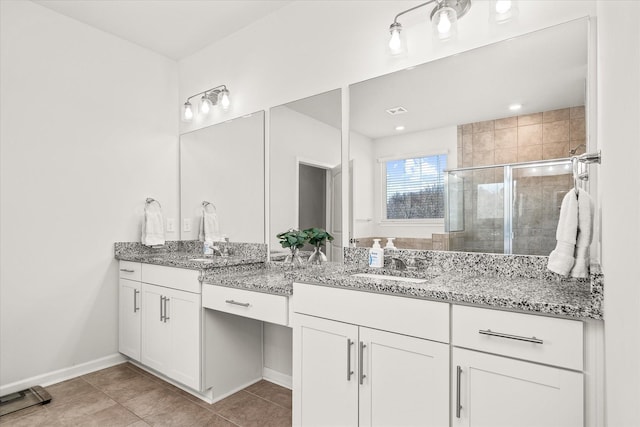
[547,188,593,277]
[570,188,594,278]
[141,202,165,246]
[198,204,223,242]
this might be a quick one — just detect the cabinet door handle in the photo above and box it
[359,341,367,385]
[456,365,462,418]
[160,296,165,322]
[133,289,140,313]
[164,297,170,322]
[225,299,250,307]
[120,268,135,273]
[346,339,354,381]
[478,329,543,344]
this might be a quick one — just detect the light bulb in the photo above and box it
[200,94,213,115]
[495,0,511,14]
[219,89,230,110]
[388,22,404,55]
[182,101,193,122]
[437,14,452,34]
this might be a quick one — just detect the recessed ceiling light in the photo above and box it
[386,106,408,115]
[509,103,522,111]
[395,125,405,131]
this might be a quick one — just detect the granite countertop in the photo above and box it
[115,251,265,270]
[199,261,602,320]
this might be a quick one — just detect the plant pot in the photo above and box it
[308,246,327,265]
[284,248,304,268]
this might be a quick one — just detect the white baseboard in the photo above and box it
[0,353,126,396]
[263,367,292,390]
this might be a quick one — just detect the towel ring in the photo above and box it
[146,197,161,208]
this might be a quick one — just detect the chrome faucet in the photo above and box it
[390,257,407,271]
[210,246,223,257]
[406,256,428,271]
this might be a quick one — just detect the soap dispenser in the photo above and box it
[385,238,397,250]
[369,239,384,268]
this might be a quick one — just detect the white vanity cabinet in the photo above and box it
[118,261,142,361]
[293,283,450,427]
[451,305,584,427]
[118,261,202,391]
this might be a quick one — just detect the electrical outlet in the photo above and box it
[166,218,175,232]
[183,218,192,232]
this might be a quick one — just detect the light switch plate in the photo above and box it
[183,218,191,232]
[166,218,175,232]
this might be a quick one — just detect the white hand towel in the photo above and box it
[570,188,594,278]
[199,205,223,242]
[141,203,165,246]
[547,190,579,276]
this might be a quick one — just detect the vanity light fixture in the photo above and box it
[181,84,231,122]
[388,0,472,54]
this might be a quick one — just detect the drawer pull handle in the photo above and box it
[164,297,170,322]
[133,289,140,313]
[120,269,135,273]
[478,329,543,344]
[225,299,250,307]
[346,339,354,381]
[160,296,164,322]
[456,365,462,418]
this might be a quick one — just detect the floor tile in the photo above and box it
[121,386,191,419]
[99,373,167,404]
[83,363,140,390]
[62,403,141,427]
[44,377,101,408]
[0,404,59,426]
[45,389,117,425]
[245,380,292,410]
[212,391,291,427]
[142,397,218,427]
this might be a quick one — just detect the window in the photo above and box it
[384,154,447,220]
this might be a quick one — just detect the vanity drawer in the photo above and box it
[202,285,288,326]
[452,305,583,370]
[293,282,449,343]
[119,261,141,281]
[141,264,201,294]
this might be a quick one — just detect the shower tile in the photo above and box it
[543,108,570,123]
[462,123,473,134]
[495,148,517,164]
[570,106,585,118]
[472,120,494,133]
[517,145,543,162]
[463,134,473,153]
[543,120,570,143]
[543,142,570,159]
[517,124,543,146]
[495,127,517,149]
[495,116,517,129]
[472,131,494,151]
[570,117,586,141]
[518,113,543,126]
[472,149,494,166]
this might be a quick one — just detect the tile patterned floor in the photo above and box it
[0,363,292,427]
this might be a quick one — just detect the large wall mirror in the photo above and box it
[349,19,590,256]
[270,89,342,261]
[180,112,265,243]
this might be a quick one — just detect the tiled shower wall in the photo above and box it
[451,106,586,255]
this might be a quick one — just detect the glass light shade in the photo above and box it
[218,89,230,110]
[182,101,193,122]
[388,22,406,56]
[432,5,458,41]
[490,0,518,23]
[200,95,213,115]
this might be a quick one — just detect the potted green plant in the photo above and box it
[276,228,308,267]
[303,227,334,264]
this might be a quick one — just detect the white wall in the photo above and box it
[598,2,640,425]
[0,0,178,388]
[371,126,457,239]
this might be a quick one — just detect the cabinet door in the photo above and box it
[293,314,358,427]
[141,283,170,374]
[164,286,201,391]
[119,278,141,361]
[359,327,449,427]
[452,348,583,427]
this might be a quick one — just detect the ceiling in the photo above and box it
[32,0,293,60]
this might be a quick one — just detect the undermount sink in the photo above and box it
[189,258,214,262]
[351,273,427,284]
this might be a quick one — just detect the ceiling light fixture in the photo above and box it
[490,0,518,23]
[182,84,230,122]
[509,103,522,111]
[395,125,406,131]
[388,0,472,54]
